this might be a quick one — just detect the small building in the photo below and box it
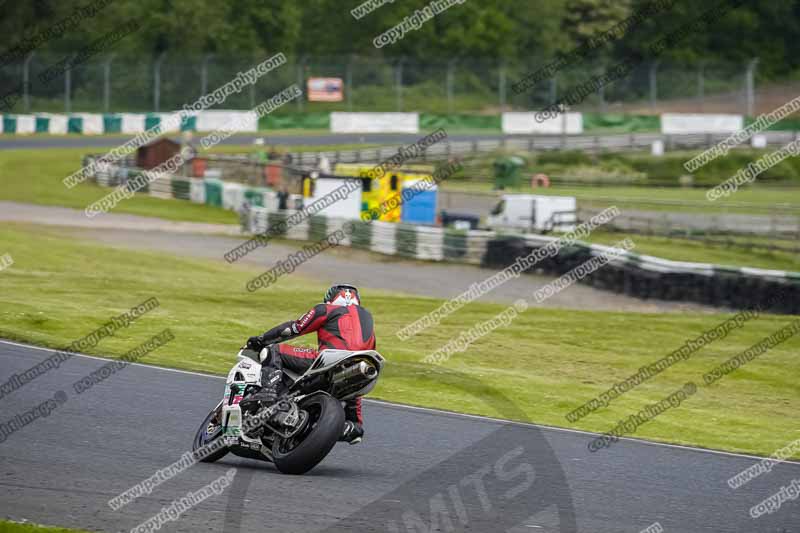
[333,163,436,223]
[136,138,181,170]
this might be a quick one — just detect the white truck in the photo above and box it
[486,194,577,233]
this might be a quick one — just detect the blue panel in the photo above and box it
[401,189,437,225]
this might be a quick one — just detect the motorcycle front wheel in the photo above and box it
[272,394,344,475]
[192,403,229,463]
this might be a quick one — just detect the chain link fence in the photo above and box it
[0,54,768,115]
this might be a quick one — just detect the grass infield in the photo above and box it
[0,521,89,533]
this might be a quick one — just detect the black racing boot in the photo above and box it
[241,368,286,409]
[339,421,364,445]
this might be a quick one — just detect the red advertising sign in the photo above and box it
[307,77,344,102]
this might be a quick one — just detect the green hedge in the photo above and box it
[261,113,331,130]
[745,115,800,131]
[420,113,501,130]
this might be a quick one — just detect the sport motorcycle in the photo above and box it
[192,344,385,474]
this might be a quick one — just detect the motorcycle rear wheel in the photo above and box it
[272,394,344,475]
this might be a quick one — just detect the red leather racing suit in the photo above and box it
[260,303,376,425]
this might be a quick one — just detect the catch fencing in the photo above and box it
[0,54,770,116]
[279,130,800,168]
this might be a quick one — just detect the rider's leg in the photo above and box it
[251,344,317,403]
[345,398,362,425]
[341,398,364,444]
[242,345,289,406]
[276,345,318,373]
[265,346,364,444]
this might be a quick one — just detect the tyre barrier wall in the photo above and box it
[243,207,489,266]
[84,155,301,213]
[481,234,800,314]
[1,110,257,135]
[9,112,800,135]
[241,207,800,314]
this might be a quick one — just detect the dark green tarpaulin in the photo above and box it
[582,113,661,133]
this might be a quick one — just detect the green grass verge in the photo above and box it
[0,521,88,533]
[462,148,800,187]
[0,148,238,225]
[1,223,798,459]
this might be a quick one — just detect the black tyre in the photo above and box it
[272,394,344,475]
[192,404,229,463]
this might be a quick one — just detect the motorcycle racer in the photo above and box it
[244,284,375,444]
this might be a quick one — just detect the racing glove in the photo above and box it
[247,335,266,351]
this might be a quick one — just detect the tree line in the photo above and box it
[1,0,798,78]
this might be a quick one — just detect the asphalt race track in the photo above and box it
[1,340,799,532]
[0,133,503,151]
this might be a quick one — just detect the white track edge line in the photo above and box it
[0,339,225,381]
[2,338,799,466]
